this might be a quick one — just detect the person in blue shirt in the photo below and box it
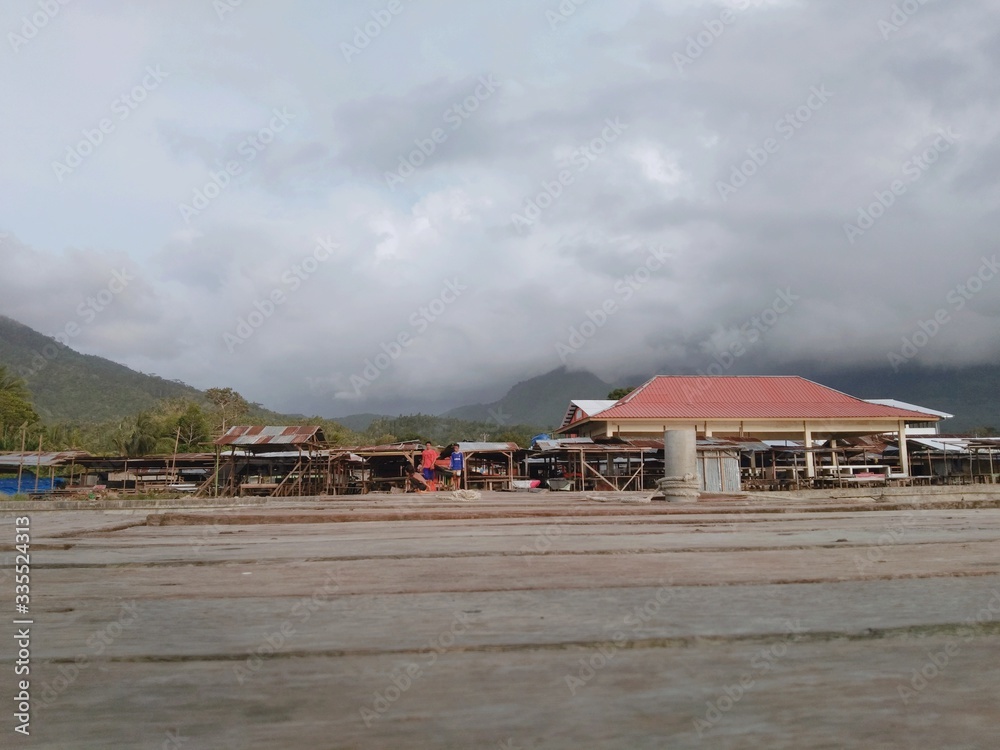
[448,443,465,490]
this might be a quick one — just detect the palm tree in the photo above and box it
[0,365,30,401]
[112,411,162,457]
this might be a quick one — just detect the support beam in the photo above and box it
[898,420,910,477]
[804,423,815,479]
[658,428,699,503]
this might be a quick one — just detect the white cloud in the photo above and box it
[2,0,999,416]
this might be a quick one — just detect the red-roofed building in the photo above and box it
[556,376,944,478]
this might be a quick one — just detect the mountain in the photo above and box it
[330,413,384,432]
[4,312,995,434]
[441,362,999,435]
[443,366,615,429]
[0,315,207,423]
[786,363,1000,433]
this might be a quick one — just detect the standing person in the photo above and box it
[419,441,439,491]
[448,443,465,490]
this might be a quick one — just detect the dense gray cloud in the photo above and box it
[1,0,999,417]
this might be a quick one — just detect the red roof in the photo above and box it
[583,377,939,422]
[215,425,326,448]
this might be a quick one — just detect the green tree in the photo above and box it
[205,387,250,432]
[607,387,636,400]
[0,391,40,450]
[0,365,31,401]
[112,411,162,457]
[175,403,211,451]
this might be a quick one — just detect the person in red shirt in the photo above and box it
[419,441,439,491]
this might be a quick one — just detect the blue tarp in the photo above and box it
[0,474,66,495]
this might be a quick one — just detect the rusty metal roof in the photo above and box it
[214,426,326,450]
[575,377,940,423]
[0,450,92,468]
[354,441,424,455]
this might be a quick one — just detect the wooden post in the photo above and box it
[34,434,42,493]
[17,425,26,493]
[170,427,181,485]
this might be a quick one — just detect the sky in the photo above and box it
[2,0,999,417]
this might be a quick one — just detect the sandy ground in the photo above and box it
[2,489,1000,749]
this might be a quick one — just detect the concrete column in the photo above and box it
[804,423,815,479]
[898,420,910,476]
[658,428,699,503]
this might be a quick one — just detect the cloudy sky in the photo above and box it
[2,0,999,416]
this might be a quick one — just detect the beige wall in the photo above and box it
[573,418,918,441]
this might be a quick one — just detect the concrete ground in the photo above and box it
[3,489,1000,749]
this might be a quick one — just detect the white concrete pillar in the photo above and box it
[898,420,910,476]
[658,428,699,503]
[804,423,815,479]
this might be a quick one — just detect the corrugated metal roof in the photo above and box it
[214,426,325,448]
[533,438,595,451]
[865,399,954,419]
[904,437,969,454]
[248,449,357,460]
[0,451,92,468]
[457,442,521,452]
[560,400,618,427]
[583,377,940,422]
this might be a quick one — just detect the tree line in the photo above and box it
[0,367,544,456]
